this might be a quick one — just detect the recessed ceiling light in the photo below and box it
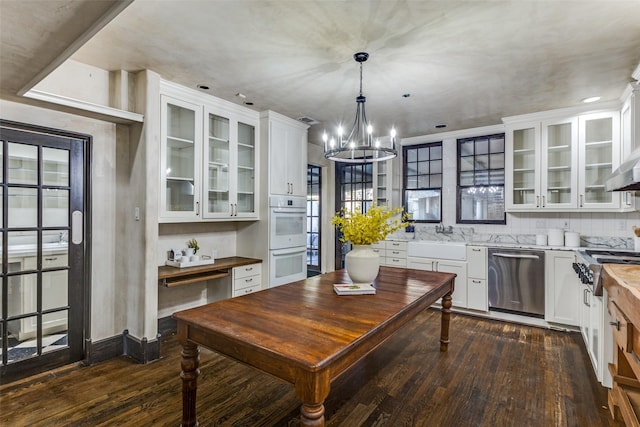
[435,124,447,129]
[244,101,254,106]
[197,84,210,90]
[402,93,411,98]
[236,93,247,99]
[582,96,600,103]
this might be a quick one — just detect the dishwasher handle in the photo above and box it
[492,252,540,260]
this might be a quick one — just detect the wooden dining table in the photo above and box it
[173,266,456,427]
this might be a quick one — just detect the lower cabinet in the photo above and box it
[232,263,262,297]
[407,257,468,308]
[372,240,407,267]
[467,246,488,312]
[545,250,580,326]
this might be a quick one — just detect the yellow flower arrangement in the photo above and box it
[331,204,412,245]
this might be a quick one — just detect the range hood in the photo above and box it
[605,146,640,191]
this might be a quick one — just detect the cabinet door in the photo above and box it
[203,109,233,217]
[467,279,488,312]
[544,251,580,326]
[506,123,541,210]
[269,119,307,196]
[269,120,290,196]
[160,95,202,221]
[235,119,258,217]
[436,260,467,308]
[286,125,307,197]
[541,117,578,209]
[578,111,620,209]
[466,246,487,279]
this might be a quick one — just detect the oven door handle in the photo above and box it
[271,208,306,214]
[492,253,540,260]
[271,248,306,257]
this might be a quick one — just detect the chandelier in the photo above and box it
[323,52,397,163]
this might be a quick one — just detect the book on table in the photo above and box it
[333,283,376,295]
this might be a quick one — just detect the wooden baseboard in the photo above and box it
[158,316,177,337]
[85,330,161,366]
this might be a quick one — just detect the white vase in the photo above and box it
[345,244,380,284]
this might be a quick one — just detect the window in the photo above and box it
[306,165,321,272]
[403,142,442,222]
[457,134,506,224]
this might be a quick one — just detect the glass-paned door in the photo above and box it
[1,122,87,383]
[335,162,373,269]
[307,165,321,273]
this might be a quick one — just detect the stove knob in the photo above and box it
[572,262,580,273]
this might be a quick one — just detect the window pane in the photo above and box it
[490,153,504,170]
[460,141,474,156]
[430,174,442,188]
[490,137,505,153]
[475,155,489,170]
[430,160,442,174]
[430,145,442,160]
[476,139,489,155]
[418,175,430,188]
[407,162,418,175]
[407,149,417,162]
[460,171,474,186]
[460,156,474,171]
[405,189,441,221]
[418,162,429,175]
[417,147,430,161]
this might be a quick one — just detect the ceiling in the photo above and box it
[2,0,640,144]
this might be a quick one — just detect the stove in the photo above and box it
[574,249,640,296]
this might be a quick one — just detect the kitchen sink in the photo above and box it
[407,241,467,261]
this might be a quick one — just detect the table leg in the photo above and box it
[180,341,200,427]
[440,291,452,352]
[295,370,330,427]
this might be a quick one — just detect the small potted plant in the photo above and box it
[185,238,200,257]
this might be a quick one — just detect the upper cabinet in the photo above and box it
[505,108,621,212]
[261,111,308,197]
[159,83,260,222]
[160,95,202,221]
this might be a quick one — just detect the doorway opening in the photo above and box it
[1,121,89,383]
[306,165,321,276]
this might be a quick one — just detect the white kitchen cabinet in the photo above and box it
[160,83,260,222]
[578,111,620,209]
[384,240,407,267]
[619,86,639,211]
[466,245,487,312]
[505,109,621,212]
[544,250,580,326]
[160,95,202,220]
[203,105,259,219]
[262,111,308,197]
[407,257,467,308]
[232,263,262,297]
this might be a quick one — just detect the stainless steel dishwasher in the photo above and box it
[488,248,545,318]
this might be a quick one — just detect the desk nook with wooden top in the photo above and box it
[173,266,456,427]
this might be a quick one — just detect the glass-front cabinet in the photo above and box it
[203,106,257,219]
[159,84,259,222]
[506,109,620,211]
[578,111,620,209]
[160,95,202,220]
[541,117,578,209]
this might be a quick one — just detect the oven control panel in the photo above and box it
[572,262,594,285]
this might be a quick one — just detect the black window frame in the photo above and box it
[402,142,443,223]
[456,133,506,225]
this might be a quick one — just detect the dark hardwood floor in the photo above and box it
[1,310,615,426]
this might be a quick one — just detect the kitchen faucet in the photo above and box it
[435,224,453,234]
